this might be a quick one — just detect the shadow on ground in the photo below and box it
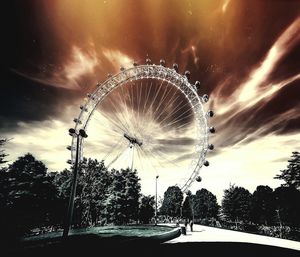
[3,235,300,257]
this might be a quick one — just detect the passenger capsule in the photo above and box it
[207,110,214,117]
[80,105,88,112]
[184,70,191,80]
[202,94,209,103]
[203,160,209,167]
[173,63,179,73]
[73,118,82,124]
[196,176,202,182]
[160,59,166,66]
[209,127,216,133]
[146,58,152,65]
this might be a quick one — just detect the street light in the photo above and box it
[155,175,159,225]
[63,128,88,239]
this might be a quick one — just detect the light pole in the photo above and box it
[63,128,88,239]
[276,209,283,238]
[155,175,159,225]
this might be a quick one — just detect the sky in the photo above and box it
[1,0,300,203]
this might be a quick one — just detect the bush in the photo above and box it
[197,219,300,241]
[258,225,291,239]
[243,223,259,233]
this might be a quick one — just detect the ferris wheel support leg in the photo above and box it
[63,134,80,239]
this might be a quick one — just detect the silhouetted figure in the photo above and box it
[184,219,188,230]
[190,220,194,232]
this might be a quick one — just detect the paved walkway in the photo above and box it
[163,224,300,251]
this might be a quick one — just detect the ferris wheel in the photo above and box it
[67,59,215,194]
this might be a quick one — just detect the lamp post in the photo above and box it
[155,175,159,225]
[63,128,88,239]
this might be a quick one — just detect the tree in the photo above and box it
[221,184,252,223]
[273,186,300,227]
[193,188,219,220]
[182,193,193,219]
[53,158,113,227]
[52,169,73,200]
[160,186,183,217]
[75,158,111,226]
[0,138,9,165]
[122,168,141,222]
[0,153,57,238]
[104,168,141,225]
[53,161,142,227]
[138,195,155,224]
[50,169,73,226]
[274,151,300,190]
[250,185,275,225]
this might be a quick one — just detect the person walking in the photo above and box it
[184,219,188,230]
[189,219,194,232]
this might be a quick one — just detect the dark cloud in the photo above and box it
[2,0,300,153]
[0,69,78,132]
[157,137,195,146]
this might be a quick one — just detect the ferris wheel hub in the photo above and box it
[124,133,143,147]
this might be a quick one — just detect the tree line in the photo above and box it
[158,151,300,240]
[160,152,300,226]
[0,151,155,240]
[0,137,299,240]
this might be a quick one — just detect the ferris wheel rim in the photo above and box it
[69,63,210,193]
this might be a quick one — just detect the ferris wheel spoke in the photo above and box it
[169,99,191,118]
[137,80,142,119]
[172,120,196,131]
[152,82,176,120]
[138,147,160,175]
[144,79,165,120]
[96,110,122,133]
[142,147,168,169]
[155,149,182,168]
[107,97,130,134]
[135,147,145,173]
[135,81,144,136]
[143,81,152,118]
[119,84,135,133]
[140,80,153,130]
[156,97,187,127]
[102,137,124,161]
[151,81,169,119]
[93,113,122,136]
[116,89,132,131]
[129,82,140,136]
[159,110,194,130]
[155,96,181,125]
[155,91,181,124]
[99,110,128,135]
[106,144,129,169]
[159,104,193,130]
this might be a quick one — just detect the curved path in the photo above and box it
[164,224,300,251]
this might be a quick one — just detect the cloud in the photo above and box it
[3,0,300,202]
[0,71,80,131]
[193,132,300,203]
[102,49,134,71]
[3,119,71,171]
